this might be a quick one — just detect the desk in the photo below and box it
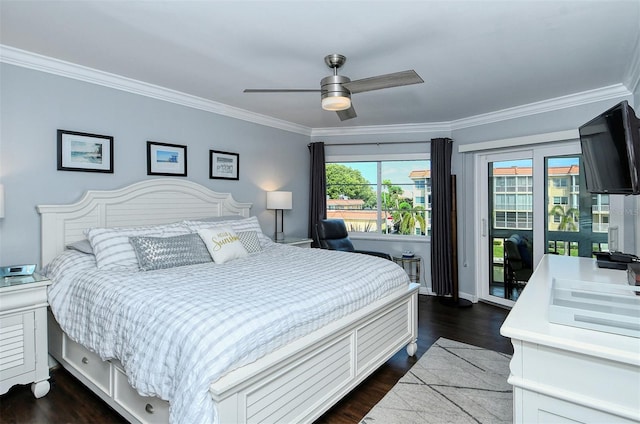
[392,255,421,284]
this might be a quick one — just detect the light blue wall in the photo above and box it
[0,64,310,266]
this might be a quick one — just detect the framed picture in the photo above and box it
[209,150,239,180]
[147,141,187,176]
[57,130,114,173]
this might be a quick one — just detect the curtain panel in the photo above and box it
[430,137,454,296]
[308,142,327,247]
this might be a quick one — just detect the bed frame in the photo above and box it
[38,179,419,424]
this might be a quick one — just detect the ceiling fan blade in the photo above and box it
[342,70,423,94]
[336,105,357,121]
[243,89,320,93]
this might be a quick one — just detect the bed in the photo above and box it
[37,179,419,424]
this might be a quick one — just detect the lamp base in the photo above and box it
[274,231,285,242]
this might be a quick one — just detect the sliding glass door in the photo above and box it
[483,154,534,303]
[476,142,611,307]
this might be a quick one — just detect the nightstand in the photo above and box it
[392,254,422,284]
[0,273,52,398]
[275,237,313,248]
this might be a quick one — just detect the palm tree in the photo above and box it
[390,202,426,235]
[548,205,579,255]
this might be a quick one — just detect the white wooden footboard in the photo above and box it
[48,283,418,424]
[212,283,419,424]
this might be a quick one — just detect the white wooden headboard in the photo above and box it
[37,179,252,265]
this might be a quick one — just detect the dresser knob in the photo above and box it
[81,357,89,364]
[145,403,154,414]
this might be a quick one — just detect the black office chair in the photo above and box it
[503,233,533,297]
[315,219,392,260]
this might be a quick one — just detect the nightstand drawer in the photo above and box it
[63,335,111,395]
[114,366,169,423]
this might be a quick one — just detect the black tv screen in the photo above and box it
[579,101,640,195]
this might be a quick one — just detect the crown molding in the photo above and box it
[1,45,632,139]
[449,84,631,131]
[0,45,312,136]
[458,129,579,153]
[310,121,451,137]
[311,84,631,137]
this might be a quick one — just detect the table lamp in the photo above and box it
[266,191,292,241]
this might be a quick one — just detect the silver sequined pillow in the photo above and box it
[129,233,213,271]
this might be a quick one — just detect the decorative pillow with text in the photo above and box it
[197,227,248,264]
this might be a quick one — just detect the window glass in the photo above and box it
[326,159,430,236]
[545,156,608,256]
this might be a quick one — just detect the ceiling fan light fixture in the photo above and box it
[322,95,351,111]
[321,74,352,111]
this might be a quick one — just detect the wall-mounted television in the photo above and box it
[579,101,640,195]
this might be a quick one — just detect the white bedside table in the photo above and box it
[275,237,313,248]
[0,273,52,398]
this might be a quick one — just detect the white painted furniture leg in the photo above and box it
[406,341,418,356]
[31,380,50,398]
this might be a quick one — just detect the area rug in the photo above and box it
[360,338,513,424]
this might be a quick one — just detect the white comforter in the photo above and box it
[46,244,410,424]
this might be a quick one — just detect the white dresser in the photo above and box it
[501,255,640,423]
[0,274,51,398]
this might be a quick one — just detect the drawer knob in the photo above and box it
[145,403,154,414]
[81,357,89,364]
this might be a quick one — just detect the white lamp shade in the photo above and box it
[267,191,292,210]
[0,184,4,219]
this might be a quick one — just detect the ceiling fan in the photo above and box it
[243,54,424,121]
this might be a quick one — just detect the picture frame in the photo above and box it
[147,141,187,176]
[209,150,239,180]
[57,129,114,173]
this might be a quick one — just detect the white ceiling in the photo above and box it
[1,0,639,130]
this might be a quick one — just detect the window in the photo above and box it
[326,159,430,237]
[553,178,568,188]
[546,156,608,256]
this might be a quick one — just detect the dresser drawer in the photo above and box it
[113,367,169,424]
[62,335,111,395]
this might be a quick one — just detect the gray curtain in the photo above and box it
[308,142,327,247]
[430,137,454,296]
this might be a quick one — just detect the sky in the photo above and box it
[494,157,579,169]
[337,160,429,185]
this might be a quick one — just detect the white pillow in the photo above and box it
[184,216,275,248]
[197,227,248,264]
[85,223,190,270]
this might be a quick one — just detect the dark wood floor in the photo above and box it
[0,296,512,424]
